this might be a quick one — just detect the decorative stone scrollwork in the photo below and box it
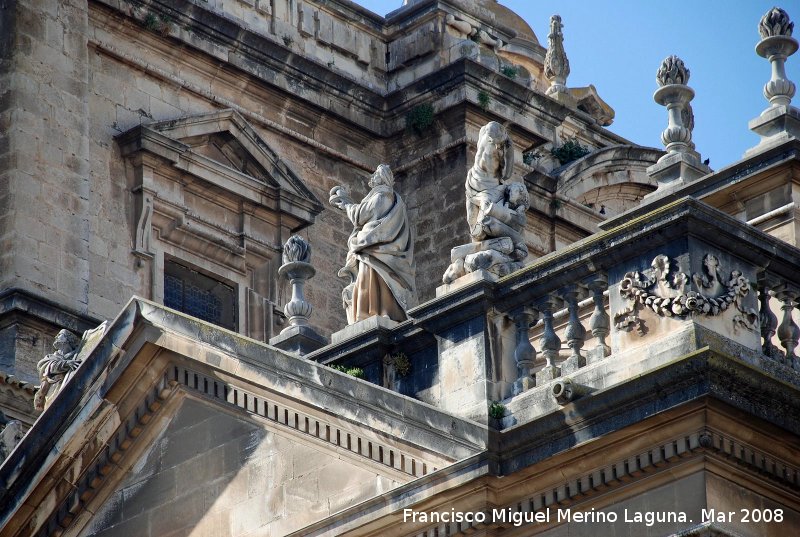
[616,254,756,332]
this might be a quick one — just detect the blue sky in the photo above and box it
[357,0,798,170]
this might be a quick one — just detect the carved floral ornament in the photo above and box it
[615,254,757,333]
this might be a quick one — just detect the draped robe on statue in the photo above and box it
[342,184,415,323]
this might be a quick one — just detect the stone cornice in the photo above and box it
[90,0,627,153]
[0,289,101,335]
[497,347,800,474]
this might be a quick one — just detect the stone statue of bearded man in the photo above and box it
[330,164,416,324]
[34,329,81,411]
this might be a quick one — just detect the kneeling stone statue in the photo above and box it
[443,121,529,283]
[330,164,416,324]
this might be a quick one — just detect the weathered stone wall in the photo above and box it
[0,0,97,379]
[80,396,401,537]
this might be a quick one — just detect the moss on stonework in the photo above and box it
[406,103,435,136]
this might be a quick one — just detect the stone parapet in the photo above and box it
[319,198,800,427]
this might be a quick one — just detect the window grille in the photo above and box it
[164,261,236,331]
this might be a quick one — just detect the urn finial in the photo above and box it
[755,7,797,108]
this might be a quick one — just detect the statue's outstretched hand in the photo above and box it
[329,185,352,210]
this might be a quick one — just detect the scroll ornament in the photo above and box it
[616,254,756,331]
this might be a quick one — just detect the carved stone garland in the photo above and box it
[616,254,756,331]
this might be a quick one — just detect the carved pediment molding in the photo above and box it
[116,109,323,228]
[171,363,446,480]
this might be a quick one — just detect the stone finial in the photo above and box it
[644,56,710,198]
[759,7,794,39]
[269,235,327,355]
[544,15,570,97]
[756,7,797,108]
[745,7,800,156]
[279,236,315,327]
[282,234,311,264]
[654,56,696,155]
[656,55,690,86]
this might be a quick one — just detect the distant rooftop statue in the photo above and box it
[34,330,81,412]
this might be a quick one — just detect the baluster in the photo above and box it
[536,295,562,384]
[561,286,586,375]
[775,286,800,370]
[587,275,610,363]
[512,306,539,394]
[758,283,780,361]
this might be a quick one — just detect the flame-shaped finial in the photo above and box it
[759,7,794,39]
[656,55,690,87]
[282,235,311,264]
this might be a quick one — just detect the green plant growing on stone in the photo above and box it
[550,136,591,165]
[477,90,491,110]
[330,364,366,379]
[522,151,541,166]
[500,65,518,79]
[143,13,159,31]
[282,35,293,47]
[392,352,411,377]
[488,401,506,420]
[406,103,435,136]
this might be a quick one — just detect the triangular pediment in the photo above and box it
[116,109,323,228]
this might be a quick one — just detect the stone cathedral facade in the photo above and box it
[1,0,800,535]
